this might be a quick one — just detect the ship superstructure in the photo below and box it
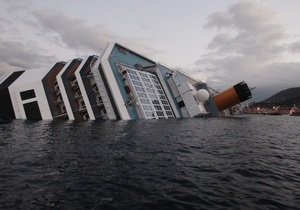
[0,43,252,120]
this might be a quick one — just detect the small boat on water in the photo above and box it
[290,105,300,116]
[291,112,300,116]
[290,110,300,116]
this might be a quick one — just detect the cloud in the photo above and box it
[0,2,161,77]
[0,62,20,76]
[0,40,56,70]
[204,11,233,30]
[196,0,300,101]
[31,10,111,53]
[0,1,57,75]
[289,41,300,53]
[31,10,161,57]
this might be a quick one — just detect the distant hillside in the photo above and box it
[249,87,300,109]
[261,87,300,105]
[263,87,300,103]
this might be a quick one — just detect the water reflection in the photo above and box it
[0,116,299,209]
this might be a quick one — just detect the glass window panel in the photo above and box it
[154,105,162,110]
[134,86,144,92]
[139,72,147,77]
[153,80,160,84]
[124,67,174,119]
[147,89,155,94]
[128,74,139,80]
[164,106,171,110]
[160,95,166,99]
[158,90,164,94]
[144,83,152,88]
[142,105,152,110]
[152,100,159,104]
[145,111,155,118]
[128,69,137,75]
[156,111,164,116]
[140,99,150,104]
[166,111,174,116]
[132,80,142,86]
[137,92,147,98]
[149,94,157,99]
[155,85,161,90]
[150,75,156,79]
[142,77,150,83]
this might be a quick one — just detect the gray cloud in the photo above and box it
[0,2,161,77]
[204,11,233,30]
[0,1,57,76]
[196,0,300,101]
[31,10,111,52]
[289,41,300,53]
[0,40,56,70]
[31,10,160,57]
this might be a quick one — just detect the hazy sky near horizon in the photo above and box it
[1,0,300,101]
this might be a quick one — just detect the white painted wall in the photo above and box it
[100,59,130,120]
[56,60,75,120]
[75,57,96,120]
[9,68,53,119]
[155,65,180,118]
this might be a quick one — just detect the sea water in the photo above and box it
[0,115,299,209]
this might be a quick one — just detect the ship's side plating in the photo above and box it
[0,42,252,120]
[0,71,25,120]
[9,67,53,120]
[154,63,216,117]
[92,43,214,119]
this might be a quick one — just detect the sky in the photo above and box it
[0,0,300,101]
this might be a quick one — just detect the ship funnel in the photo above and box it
[213,81,252,111]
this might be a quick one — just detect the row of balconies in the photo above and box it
[87,71,93,77]
[71,79,78,87]
[83,113,89,120]
[78,104,86,111]
[51,75,108,118]
[74,90,82,98]
[92,86,99,93]
[91,83,99,93]
[56,96,63,103]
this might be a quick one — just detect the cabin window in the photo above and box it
[20,89,36,100]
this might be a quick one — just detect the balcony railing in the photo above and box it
[71,80,78,87]
[74,91,82,98]
[96,101,103,106]
[56,97,63,103]
[87,71,93,77]
[78,105,86,111]
[92,86,99,93]
[55,89,61,95]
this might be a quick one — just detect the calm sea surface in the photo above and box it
[0,115,299,209]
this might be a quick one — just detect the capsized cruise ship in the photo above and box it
[0,43,252,120]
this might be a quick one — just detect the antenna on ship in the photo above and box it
[89,42,110,70]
